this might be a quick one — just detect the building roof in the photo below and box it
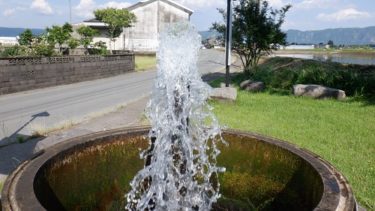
[84,18,102,23]
[127,0,193,15]
[79,20,108,27]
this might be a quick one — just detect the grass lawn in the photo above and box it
[210,90,375,209]
[135,55,156,71]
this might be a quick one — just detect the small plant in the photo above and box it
[90,41,108,55]
[17,136,26,144]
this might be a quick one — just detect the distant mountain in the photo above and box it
[0,27,44,37]
[286,26,375,45]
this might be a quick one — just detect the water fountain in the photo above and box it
[1,23,357,211]
[126,23,224,210]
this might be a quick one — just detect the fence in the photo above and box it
[0,54,135,95]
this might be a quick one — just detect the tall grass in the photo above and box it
[249,57,375,98]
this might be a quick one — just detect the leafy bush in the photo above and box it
[32,42,55,57]
[67,38,80,50]
[1,45,28,57]
[88,41,108,55]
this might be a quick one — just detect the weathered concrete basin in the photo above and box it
[1,127,357,210]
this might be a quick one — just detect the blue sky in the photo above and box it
[0,0,374,31]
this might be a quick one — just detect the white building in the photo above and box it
[77,0,193,52]
[0,37,18,46]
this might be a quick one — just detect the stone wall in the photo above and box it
[0,54,135,95]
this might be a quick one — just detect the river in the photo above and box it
[271,53,375,65]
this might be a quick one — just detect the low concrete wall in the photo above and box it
[0,54,135,95]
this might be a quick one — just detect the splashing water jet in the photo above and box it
[126,22,225,210]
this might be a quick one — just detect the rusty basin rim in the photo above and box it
[1,126,357,211]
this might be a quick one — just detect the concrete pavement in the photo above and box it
[0,49,227,145]
[0,49,233,187]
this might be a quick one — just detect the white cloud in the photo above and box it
[74,0,132,18]
[74,0,96,18]
[3,6,27,17]
[3,8,16,17]
[174,0,225,9]
[317,8,371,21]
[295,0,342,10]
[102,1,131,9]
[31,0,53,15]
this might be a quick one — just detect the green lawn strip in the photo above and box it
[135,55,156,71]
[211,91,375,209]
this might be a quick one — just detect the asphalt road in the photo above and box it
[0,49,227,143]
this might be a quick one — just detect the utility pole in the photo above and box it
[225,0,233,87]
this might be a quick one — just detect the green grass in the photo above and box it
[0,180,3,193]
[210,90,375,209]
[135,55,156,71]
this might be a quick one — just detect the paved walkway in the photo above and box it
[0,96,149,185]
[0,49,226,143]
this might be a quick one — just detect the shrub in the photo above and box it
[32,43,55,57]
[89,41,108,55]
[1,45,28,57]
[68,38,80,50]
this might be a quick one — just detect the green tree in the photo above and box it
[46,23,73,54]
[67,38,80,50]
[327,40,334,47]
[18,29,34,46]
[212,0,291,74]
[77,25,99,54]
[94,8,136,53]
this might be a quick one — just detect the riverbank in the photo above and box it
[275,48,375,56]
[249,57,374,98]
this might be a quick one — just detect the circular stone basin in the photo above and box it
[2,127,356,211]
